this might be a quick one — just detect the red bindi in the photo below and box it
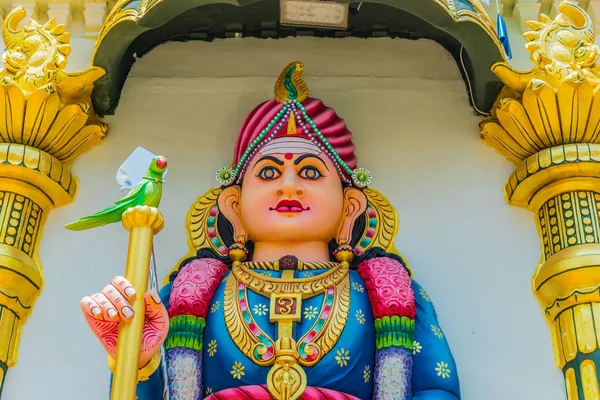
[284,153,293,160]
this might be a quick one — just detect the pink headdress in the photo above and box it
[216,62,372,188]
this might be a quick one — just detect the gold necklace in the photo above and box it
[223,254,351,400]
[233,261,348,297]
[243,260,340,271]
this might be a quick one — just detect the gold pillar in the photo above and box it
[0,7,106,395]
[480,2,600,398]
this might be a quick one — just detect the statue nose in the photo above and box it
[276,169,305,198]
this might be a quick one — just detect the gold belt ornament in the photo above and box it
[224,253,350,400]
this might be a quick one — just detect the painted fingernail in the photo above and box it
[107,309,117,318]
[124,287,136,297]
[122,307,133,318]
[150,291,161,304]
[91,307,101,316]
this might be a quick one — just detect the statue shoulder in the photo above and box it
[167,258,228,318]
[357,256,415,319]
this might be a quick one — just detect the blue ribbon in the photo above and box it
[496,13,512,59]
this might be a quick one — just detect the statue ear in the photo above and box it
[337,187,368,245]
[217,186,248,244]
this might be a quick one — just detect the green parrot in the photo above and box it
[65,156,168,231]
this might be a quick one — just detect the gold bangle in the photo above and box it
[107,352,161,382]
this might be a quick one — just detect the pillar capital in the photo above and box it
[0,6,106,396]
[481,1,600,397]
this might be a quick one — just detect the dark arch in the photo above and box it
[91,0,505,116]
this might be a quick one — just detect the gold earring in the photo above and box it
[235,235,247,246]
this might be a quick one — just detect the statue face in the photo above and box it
[239,148,345,243]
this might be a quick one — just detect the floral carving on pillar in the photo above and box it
[0,7,106,396]
[481,2,600,398]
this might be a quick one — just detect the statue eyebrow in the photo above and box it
[253,155,284,167]
[294,154,329,171]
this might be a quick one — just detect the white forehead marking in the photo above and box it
[260,137,321,156]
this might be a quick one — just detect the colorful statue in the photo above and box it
[81,62,460,400]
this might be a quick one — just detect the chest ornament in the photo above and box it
[223,246,352,400]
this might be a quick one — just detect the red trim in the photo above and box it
[205,385,360,400]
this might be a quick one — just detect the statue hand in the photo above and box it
[80,276,169,368]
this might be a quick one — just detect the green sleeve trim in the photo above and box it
[165,315,206,351]
[374,315,415,351]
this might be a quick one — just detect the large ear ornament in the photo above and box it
[354,188,412,273]
[163,187,228,284]
[188,187,229,256]
[217,185,248,244]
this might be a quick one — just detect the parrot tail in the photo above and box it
[64,206,124,231]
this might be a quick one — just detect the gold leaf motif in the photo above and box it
[363,188,398,253]
[362,188,411,272]
[223,273,276,366]
[187,187,224,253]
[163,187,226,284]
[481,121,527,163]
[585,86,600,143]
[496,99,543,152]
[0,7,106,162]
[0,80,25,143]
[297,276,350,367]
[522,80,560,147]
[23,85,60,144]
[480,1,600,163]
[557,75,593,143]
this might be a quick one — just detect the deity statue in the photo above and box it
[81,62,461,400]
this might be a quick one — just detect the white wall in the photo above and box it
[3,37,565,400]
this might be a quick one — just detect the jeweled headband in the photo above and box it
[216,62,372,188]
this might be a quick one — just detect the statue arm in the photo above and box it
[164,258,228,399]
[411,280,461,399]
[357,257,416,400]
[121,258,228,400]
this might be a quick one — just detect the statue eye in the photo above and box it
[258,166,281,180]
[299,166,322,180]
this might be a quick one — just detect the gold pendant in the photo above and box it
[267,337,307,400]
[223,262,351,399]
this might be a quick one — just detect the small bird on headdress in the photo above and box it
[65,156,167,231]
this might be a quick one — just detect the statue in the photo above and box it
[80,62,461,400]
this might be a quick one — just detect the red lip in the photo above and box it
[270,200,310,213]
